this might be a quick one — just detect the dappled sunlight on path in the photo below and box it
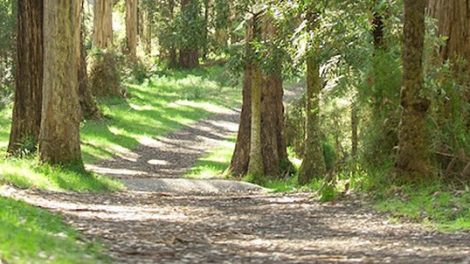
[2,185,470,263]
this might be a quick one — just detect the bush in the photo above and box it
[88,50,123,97]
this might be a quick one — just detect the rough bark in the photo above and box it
[247,63,264,176]
[299,53,327,185]
[93,0,113,49]
[228,61,252,177]
[261,73,289,177]
[126,0,138,60]
[395,0,431,181]
[78,1,102,121]
[39,0,83,166]
[141,7,152,55]
[179,0,200,68]
[427,0,470,105]
[8,0,43,155]
[427,0,470,65]
[229,14,290,179]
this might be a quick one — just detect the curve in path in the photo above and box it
[86,108,264,194]
[1,101,470,263]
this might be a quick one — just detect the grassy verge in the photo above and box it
[0,197,110,264]
[0,66,241,263]
[0,66,241,189]
[185,135,236,179]
[374,184,470,232]
[81,66,240,163]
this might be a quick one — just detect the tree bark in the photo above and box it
[93,0,113,49]
[78,0,102,120]
[261,67,290,176]
[247,63,264,176]
[427,0,470,103]
[299,52,327,185]
[179,0,200,68]
[39,0,83,166]
[141,6,152,55]
[228,61,252,177]
[126,0,138,60]
[395,0,431,181]
[8,0,43,155]
[229,13,290,179]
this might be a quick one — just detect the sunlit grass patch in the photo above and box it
[81,66,241,163]
[0,197,110,264]
[0,158,123,192]
[185,136,236,179]
[375,184,470,232]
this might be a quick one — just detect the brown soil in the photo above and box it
[1,103,470,263]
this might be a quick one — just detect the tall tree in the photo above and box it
[8,0,43,155]
[179,0,202,68]
[427,0,470,68]
[395,0,431,181]
[78,0,101,120]
[227,18,253,177]
[39,0,83,166]
[93,0,113,49]
[299,10,327,185]
[228,11,290,179]
[126,0,138,59]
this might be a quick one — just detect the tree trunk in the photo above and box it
[247,63,264,176]
[229,13,290,179]
[261,69,290,177]
[93,0,113,49]
[395,0,431,181]
[245,9,263,177]
[299,52,327,185]
[202,0,209,60]
[8,0,43,155]
[78,0,102,120]
[168,0,178,67]
[351,102,359,158]
[126,0,138,60]
[39,0,83,166]
[428,0,470,107]
[427,0,470,66]
[228,61,252,177]
[141,7,152,55]
[179,0,200,68]
[228,16,252,177]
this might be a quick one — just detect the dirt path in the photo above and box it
[86,108,263,194]
[2,102,470,263]
[2,186,470,263]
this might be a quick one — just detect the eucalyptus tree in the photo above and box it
[228,1,292,180]
[39,0,83,166]
[126,0,138,60]
[93,0,113,49]
[395,0,431,181]
[8,0,43,155]
[178,0,205,68]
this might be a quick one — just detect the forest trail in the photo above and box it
[86,107,264,194]
[1,106,470,263]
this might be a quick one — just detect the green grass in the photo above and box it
[0,158,123,192]
[375,184,470,232]
[0,66,241,188]
[185,135,236,179]
[0,197,110,264]
[81,66,240,163]
[0,66,241,263]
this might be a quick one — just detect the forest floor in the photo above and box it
[2,108,470,263]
